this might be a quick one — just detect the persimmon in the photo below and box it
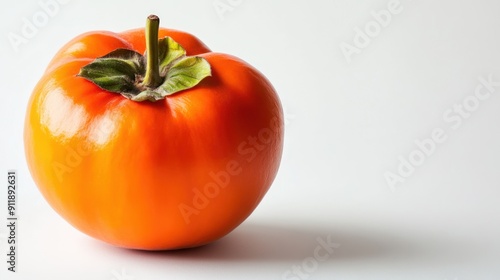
[24,15,283,250]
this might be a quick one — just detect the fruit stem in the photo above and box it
[142,15,162,88]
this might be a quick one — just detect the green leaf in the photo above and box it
[78,49,144,94]
[159,56,211,96]
[158,37,186,73]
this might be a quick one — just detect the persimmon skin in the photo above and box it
[24,28,283,250]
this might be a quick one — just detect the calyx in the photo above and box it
[78,15,211,102]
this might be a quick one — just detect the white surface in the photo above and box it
[1,0,500,279]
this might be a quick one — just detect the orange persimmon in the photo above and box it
[24,15,283,250]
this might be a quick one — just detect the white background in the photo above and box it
[1,0,500,279]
